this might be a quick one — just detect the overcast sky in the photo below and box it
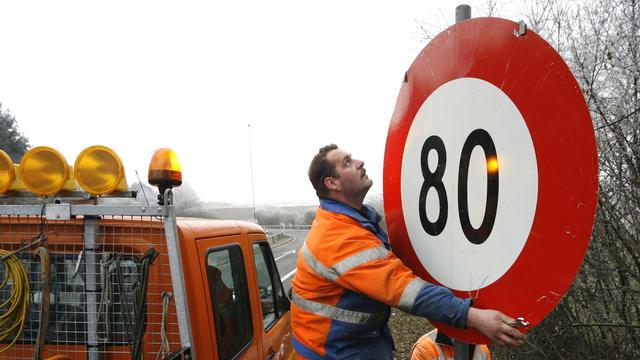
[0,1,523,205]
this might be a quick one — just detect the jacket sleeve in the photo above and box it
[330,238,471,328]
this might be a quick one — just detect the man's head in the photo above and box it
[308,144,373,208]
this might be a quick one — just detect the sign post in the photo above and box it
[452,7,478,360]
[383,16,598,346]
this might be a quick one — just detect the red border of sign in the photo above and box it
[383,18,598,343]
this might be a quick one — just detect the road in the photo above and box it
[270,229,307,292]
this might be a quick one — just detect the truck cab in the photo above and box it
[180,218,293,359]
[0,146,294,359]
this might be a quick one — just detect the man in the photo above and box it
[290,144,525,359]
[411,329,491,360]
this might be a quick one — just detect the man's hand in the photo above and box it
[466,307,527,346]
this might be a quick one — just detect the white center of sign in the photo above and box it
[401,77,538,291]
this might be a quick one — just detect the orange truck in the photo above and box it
[0,146,294,360]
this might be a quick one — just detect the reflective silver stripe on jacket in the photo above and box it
[301,242,390,282]
[301,243,338,280]
[333,245,390,276]
[292,289,385,325]
[398,277,428,313]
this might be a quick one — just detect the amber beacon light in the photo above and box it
[148,148,182,195]
[19,146,70,196]
[0,149,16,193]
[75,145,127,195]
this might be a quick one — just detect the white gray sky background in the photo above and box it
[0,1,523,206]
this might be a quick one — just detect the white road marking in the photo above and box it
[275,250,296,262]
[280,268,297,282]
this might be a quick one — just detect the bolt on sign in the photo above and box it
[383,17,598,344]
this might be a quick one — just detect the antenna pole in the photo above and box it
[248,124,257,223]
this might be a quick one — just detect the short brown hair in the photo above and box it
[308,144,339,198]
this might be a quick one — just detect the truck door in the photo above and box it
[198,239,259,360]
[250,238,293,360]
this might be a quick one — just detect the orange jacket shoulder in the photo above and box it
[307,208,384,266]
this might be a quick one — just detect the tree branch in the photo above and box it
[571,322,640,328]
[595,106,640,130]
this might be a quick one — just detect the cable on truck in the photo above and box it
[155,291,173,360]
[97,252,115,343]
[116,248,159,360]
[0,250,30,353]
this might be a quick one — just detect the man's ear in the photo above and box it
[324,177,341,192]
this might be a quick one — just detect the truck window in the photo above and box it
[206,245,253,360]
[252,242,289,330]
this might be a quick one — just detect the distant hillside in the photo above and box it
[199,201,239,210]
[196,204,317,222]
[190,195,382,225]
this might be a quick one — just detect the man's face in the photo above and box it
[326,148,373,199]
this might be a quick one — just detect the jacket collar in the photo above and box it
[319,198,389,248]
[319,198,380,224]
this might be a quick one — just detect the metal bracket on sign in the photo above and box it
[46,203,71,220]
[514,21,527,37]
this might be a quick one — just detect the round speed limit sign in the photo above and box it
[383,18,598,343]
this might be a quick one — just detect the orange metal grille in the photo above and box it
[0,214,181,360]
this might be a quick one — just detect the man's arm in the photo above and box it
[325,238,470,327]
[326,239,526,345]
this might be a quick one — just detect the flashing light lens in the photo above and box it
[148,148,182,189]
[20,146,70,196]
[0,150,16,193]
[75,145,125,195]
[487,157,499,173]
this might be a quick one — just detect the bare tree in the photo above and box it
[172,181,203,216]
[303,209,317,225]
[491,0,640,358]
[413,1,639,357]
[256,206,303,226]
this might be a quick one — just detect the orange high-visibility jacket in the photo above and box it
[291,199,471,359]
[410,329,491,360]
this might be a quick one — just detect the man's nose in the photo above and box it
[356,159,364,168]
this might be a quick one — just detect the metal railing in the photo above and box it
[262,225,311,231]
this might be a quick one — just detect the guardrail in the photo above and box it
[263,225,311,231]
